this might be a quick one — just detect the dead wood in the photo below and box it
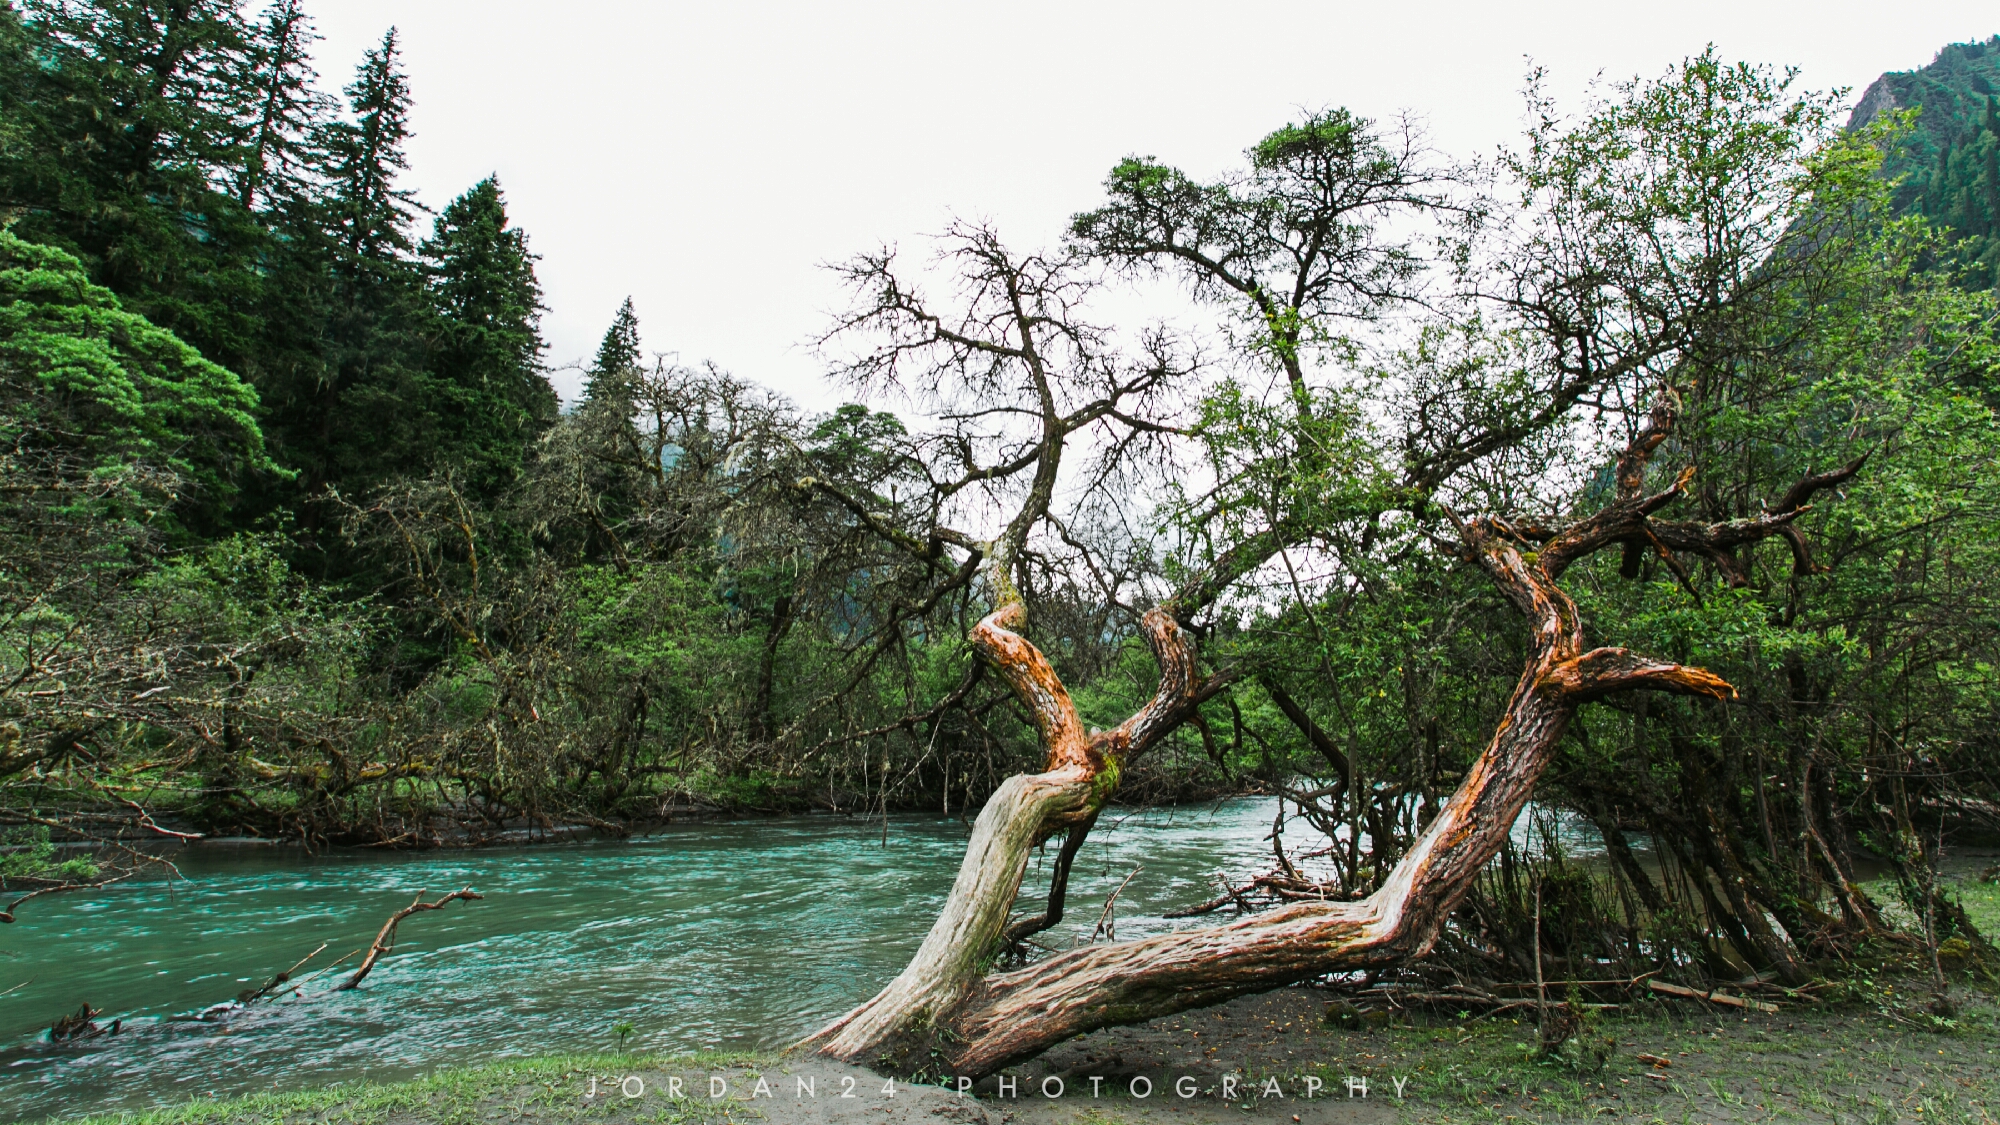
[1088,866,1142,943]
[337,888,482,991]
[1646,978,1780,1013]
[2,874,133,924]
[49,1002,119,1041]
[239,942,327,1004]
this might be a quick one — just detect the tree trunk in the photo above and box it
[804,396,1855,1078]
[806,522,1726,1075]
[800,598,1219,1062]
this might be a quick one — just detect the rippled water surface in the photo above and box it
[4,799,1323,1122]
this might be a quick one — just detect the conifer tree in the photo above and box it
[583,297,643,409]
[1986,145,1999,234]
[418,175,557,494]
[536,297,649,565]
[0,0,264,362]
[233,0,329,210]
[253,27,425,507]
[323,28,420,269]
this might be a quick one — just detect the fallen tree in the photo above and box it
[804,394,1858,1076]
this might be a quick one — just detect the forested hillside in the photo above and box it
[1,0,1997,1001]
[1854,35,2000,286]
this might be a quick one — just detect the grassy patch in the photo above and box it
[1949,862,2000,938]
[1014,969,2000,1124]
[68,1053,773,1125]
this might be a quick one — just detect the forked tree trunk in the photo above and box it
[800,598,1221,1060]
[805,401,1854,1077]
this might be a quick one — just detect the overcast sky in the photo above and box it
[304,2,1996,409]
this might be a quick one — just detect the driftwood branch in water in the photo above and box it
[240,942,327,1003]
[337,888,482,991]
[803,387,1851,1077]
[2,873,134,923]
[49,1002,119,1041]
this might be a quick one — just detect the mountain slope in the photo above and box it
[1852,35,2000,287]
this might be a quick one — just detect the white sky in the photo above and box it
[304,1,1997,410]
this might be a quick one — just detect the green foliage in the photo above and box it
[0,229,269,484]
[583,297,642,408]
[0,12,1996,1010]
[1071,106,1454,390]
[0,825,97,882]
[416,175,559,495]
[0,0,271,364]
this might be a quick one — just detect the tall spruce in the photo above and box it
[0,0,265,364]
[323,28,419,269]
[538,297,649,565]
[583,296,642,409]
[253,26,424,511]
[418,175,557,495]
[232,0,328,210]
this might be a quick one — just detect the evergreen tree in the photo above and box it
[251,26,425,509]
[1986,145,1999,235]
[0,229,268,487]
[322,28,420,268]
[232,0,329,210]
[1866,37,2000,286]
[0,0,266,364]
[530,298,650,565]
[582,296,642,408]
[417,175,557,494]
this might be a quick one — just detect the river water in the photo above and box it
[2,798,1610,1122]
[3,800,1302,1121]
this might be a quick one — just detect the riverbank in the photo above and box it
[55,865,2000,1125]
[47,774,1258,855]
[19,820,1998,1124]
[61,976,1999,1125]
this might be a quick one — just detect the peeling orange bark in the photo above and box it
[799,599,1217,1063]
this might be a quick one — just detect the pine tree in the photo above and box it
[13,0,250,188]
[323,28,420,269]
[233,0,329,210]
[1986,145,2000,236]
[251,27,426,508]
[1985,98,2000,236]
[583,297,643,408]
[530,299,647,566]
[418,176,557,494]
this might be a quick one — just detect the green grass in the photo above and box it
[1297,994,2000,1123]
[1951,863,2000,938]
[69,1053,774,1125]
